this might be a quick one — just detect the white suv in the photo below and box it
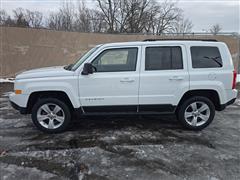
[9,39,238,133]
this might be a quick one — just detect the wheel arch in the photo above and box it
[26,91,74,114]
[177,89,221,111]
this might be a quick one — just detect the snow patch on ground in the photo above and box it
[0,163,62,180]
[2,92,13,97]
[235,99,240,106]
[0,78,15,83]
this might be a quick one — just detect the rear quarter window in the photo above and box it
[191,46,223,68]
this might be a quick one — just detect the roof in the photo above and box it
[143,39,218,42]
[101,40,224,47]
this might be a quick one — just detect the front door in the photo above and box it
[79,46,141,113]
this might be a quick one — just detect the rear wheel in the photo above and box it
[32,98,71,133]
[177,96,215,130]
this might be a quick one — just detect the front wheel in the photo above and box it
[31,98,71,133]
[177,96,215,130]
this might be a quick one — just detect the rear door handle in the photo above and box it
[169,76,184,80]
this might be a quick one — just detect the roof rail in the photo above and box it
[143,39,218,42]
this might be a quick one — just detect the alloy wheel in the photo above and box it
[36,103,65,129]
[184,101,210,127]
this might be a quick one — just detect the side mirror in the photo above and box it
[82,63,94,75]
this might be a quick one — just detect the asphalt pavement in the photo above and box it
[0,82,239,180]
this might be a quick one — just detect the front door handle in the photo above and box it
[169,76,184,80]
[120,78,135,83]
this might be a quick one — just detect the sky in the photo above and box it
[1,0,239,33]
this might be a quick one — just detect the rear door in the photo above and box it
[139,44,189,113]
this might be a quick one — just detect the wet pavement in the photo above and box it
[0,83,240,180]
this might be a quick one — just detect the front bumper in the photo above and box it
[10,101,28,114]
[9,92,29,114]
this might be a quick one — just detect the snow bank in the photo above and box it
[0,78,15,83]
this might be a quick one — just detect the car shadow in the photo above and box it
[69,114,182,131]
[24,114,216,153]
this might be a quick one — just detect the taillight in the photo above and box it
[232,70,237,89]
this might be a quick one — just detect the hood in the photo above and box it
[16,66,75,80]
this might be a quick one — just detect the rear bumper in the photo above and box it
[219,98,236,111]
[218,89,238,111]
[225,89,238,103]
[10,101,28,114]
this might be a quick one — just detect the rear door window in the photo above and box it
[191,46,222,68]
[145,46,183,70]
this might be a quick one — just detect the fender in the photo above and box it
[15,76,81,108]
[189,80,226,104]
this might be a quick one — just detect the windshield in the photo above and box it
[70,45,100,71]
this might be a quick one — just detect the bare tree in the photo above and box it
[74,1,92,32]
[4,16,16,26]
[47,13,59,30]
[90,11,107,33]
[47,2,75,31]
[0,9,8,25]
[143,3,159,33]
[96,0,183,34]
[2,0,193,35]
[1,8,42,28]
[60,2,75,31]
[123,0,152,33]
[96,0,161,33]
[210,24,222,35]
[13,8,29,27]
[154,1,182,35]
[96,0,120,33]
[25,10,43,28]
[48,12,64,30]
[0,9,15,27]
[171,17,193,34]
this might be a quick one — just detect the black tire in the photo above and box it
[177,96,215,130]
[31,98,71,133]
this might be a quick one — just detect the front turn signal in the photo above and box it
[15,90,22,94]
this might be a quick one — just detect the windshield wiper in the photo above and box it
[203,56,222,67]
